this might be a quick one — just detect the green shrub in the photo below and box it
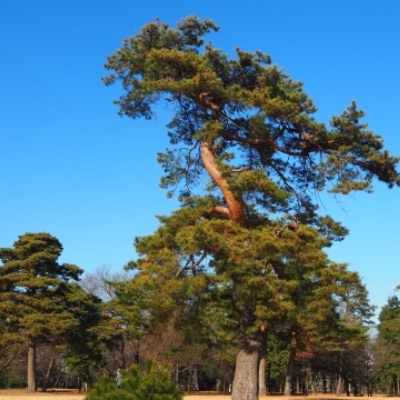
[85,360,183,400]
[0,370,26,389]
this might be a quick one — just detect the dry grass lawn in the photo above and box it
[0,390,398,400]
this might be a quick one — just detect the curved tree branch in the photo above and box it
[201,141,246,226]
[275,217,298,236]
[218,129,302,156]
[232,167,250,173]
[205,205,231,218]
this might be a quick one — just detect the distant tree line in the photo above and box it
[1,232,400,396]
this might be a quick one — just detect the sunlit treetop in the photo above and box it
[104,16,400,224]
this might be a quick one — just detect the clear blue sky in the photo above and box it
[1,1,400,321]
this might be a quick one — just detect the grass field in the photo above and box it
[0,390,397,400]
[0,389,232,400]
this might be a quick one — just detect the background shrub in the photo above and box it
[85,359,183,400]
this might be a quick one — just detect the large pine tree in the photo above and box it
[104,17,399,400]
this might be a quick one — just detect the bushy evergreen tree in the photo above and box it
[85,360,182,400]
[0,233,83,392]
[63,283,105,392]
[376,296,400,394]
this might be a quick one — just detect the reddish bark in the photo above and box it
[201,141,246,227]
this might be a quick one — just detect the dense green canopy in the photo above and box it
[104,16,399,223]
[0,233,89,392]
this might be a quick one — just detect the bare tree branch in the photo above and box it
[176,253,207,278]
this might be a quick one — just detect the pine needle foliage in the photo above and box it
[374,296,400,390]
[0,232,85,392]
[85,360,183,400]
[104,16,400,217]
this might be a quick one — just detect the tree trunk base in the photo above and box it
[232,339,261,400]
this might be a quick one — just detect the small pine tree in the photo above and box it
[85,360,183,400]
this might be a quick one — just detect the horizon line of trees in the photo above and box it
[1,232,400,396]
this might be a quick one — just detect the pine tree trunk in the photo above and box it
[258,357,266,396]
[336,376,343,396]
[232,335,263,400]
[42,355,55,392]
[27,337,36,392]
[258,327,268,396]
[187,367,192,394]
[322,374,327,393]
[336,355,343,396]
[284,331,297,396]
[193,365,199,392]
[216,377,220,393]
